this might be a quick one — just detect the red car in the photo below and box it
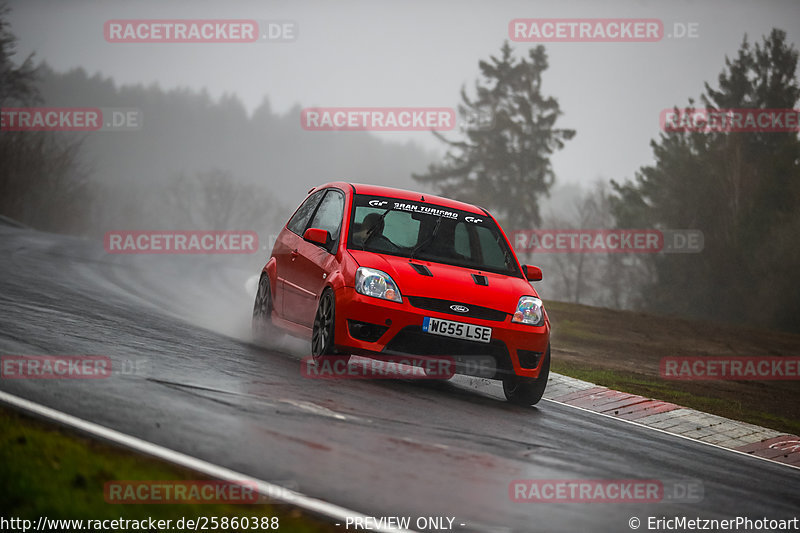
[252,182,551,405]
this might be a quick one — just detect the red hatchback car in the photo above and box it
[252,182,551,405]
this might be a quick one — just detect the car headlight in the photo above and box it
[512,296,544,326]
[355,267,402,303]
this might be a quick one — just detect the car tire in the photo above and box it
[312,288,351,366]
[502,344,550,406]
[252,275,281,343]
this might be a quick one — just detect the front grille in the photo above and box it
[384,325,508,358]
[406,296,508,322]
[383,326,514,379]
[383,326,515,378]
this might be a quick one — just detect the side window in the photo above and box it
[309,190,345,241]
[287,190,325,235]
[454,222,471,258]
[476,226,507,269]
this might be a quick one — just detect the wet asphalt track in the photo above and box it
[0,224,798,533]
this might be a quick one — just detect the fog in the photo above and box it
[7,0,800,187]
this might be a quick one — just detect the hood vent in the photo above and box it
[409,263,433,276]
[472,273,488,286]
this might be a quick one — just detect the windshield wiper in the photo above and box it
[410,215,443,261]
[362,208,392,250]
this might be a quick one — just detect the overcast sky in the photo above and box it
[7,0,800,187]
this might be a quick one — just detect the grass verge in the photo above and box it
[546,300,800,436]
[0,405,342,531]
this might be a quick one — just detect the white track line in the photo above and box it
[542,398,800,472]
[0,390,416,533]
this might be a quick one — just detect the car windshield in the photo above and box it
[347,194,522,277]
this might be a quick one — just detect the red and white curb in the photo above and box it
[545,373,800,467]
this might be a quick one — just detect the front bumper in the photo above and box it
[333,287,550,379]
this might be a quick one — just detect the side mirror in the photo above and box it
[523,264,542,282]
[303,227,330,247]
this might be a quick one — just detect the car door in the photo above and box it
[282,188,345,326]
[273,189,325,319]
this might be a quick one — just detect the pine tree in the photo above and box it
[611,29,800,331]
[413,42,574,230]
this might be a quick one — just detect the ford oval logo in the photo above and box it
[450,305,469,313]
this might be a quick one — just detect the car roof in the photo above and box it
[313,181,488,215]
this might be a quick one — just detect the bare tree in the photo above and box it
[0,3,90,234]
[532,181,651,309]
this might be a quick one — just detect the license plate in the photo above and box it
[422,317,492,343]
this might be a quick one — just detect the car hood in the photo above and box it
[347,250,536,311]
